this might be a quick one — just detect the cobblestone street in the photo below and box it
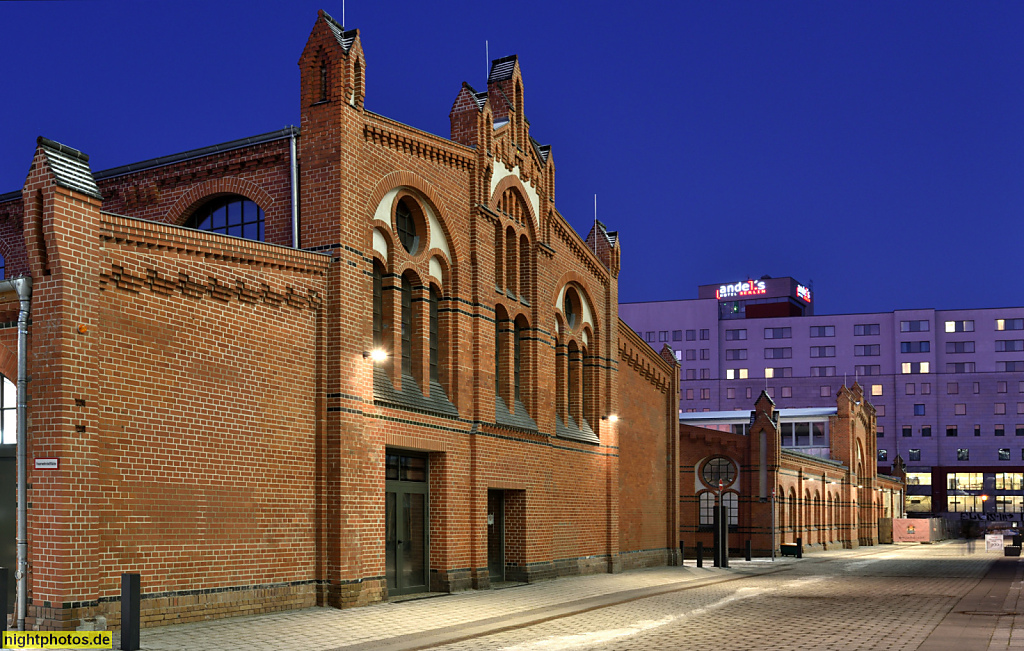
[123,541,1024,651]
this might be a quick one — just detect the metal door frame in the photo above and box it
[385,450,430,596]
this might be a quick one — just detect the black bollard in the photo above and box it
[1,567,7,634]
[745,539,752,562]
[796,537,803,559]
[679,540,685,567]
[697,541,704,568]
[121,573,140,651]
[719,505,729,568]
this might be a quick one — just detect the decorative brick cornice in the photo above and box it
[100,213,330,275]
[363,119,473,171]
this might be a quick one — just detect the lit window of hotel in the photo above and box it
[996,318,1024,331]
[945,320,974,333]
[902,361,929,374]
[871,384,883,396]
[726,368,748,380]
[901,320,929,333]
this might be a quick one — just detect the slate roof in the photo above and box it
[556,414,598,444]
[488,55,518,83]
[373,367,459,418]
[322,11,356,53]
[494,395,539,432]
[530,137,551,164]
[37,137,102,200]
[0,191,20,203]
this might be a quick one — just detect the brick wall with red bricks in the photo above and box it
[0,9,680,630]
[616,327,681,570]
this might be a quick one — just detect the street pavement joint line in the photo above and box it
[495,586,774,651]
[328,567,794,651]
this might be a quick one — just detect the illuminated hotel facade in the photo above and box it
[621,277,1024,523]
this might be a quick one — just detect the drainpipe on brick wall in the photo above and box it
[289,128,300,249]
[0,276,32,630]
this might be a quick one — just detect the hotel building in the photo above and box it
[621,277,1024,524]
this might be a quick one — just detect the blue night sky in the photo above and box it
[2,1,1022,316]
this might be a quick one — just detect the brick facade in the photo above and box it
[679,384,905,557]
[0,10,679,631]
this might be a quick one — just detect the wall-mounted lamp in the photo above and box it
[602,414,619,423]
[363,349,387,362]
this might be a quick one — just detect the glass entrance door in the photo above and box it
[385,452,429,596]
[487,489,504,582]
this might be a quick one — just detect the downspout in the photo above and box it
[0,276,32,631]
[289,127,300,249]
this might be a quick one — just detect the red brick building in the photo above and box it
[0,10,679,631]
[679,384,905,557]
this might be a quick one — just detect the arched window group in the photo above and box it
[494,188,532,305]
[371,191,452,405]
[555,285,595,434]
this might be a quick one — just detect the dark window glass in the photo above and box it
[957,448,969,461]
[373,265,384,348]
[0,253,5,280]
[401,276,412,376]
[186,196,265,242]
[855,324,880,336]
[514,321,522,402]
[909,449,921,461]
[922,426,932,437]
[902,427,912,438]
[429,290,439,382]
[878,449,887,461]
[999,448,1011,461]
[946,426,958,437]
[672,330,683,341]
[914,404,925,416]
[396,199,419,255]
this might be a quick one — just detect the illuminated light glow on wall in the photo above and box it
[796,285,812,303]
[716,280,766,300]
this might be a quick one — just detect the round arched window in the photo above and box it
[564,289,579,330]
[701,457,737,487]
[186,196,264,241]
[395,198,419,255]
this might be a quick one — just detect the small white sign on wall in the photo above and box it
[986,534,1004,552]
[34,458,59,470]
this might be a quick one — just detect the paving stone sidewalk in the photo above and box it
[131,545,900,651]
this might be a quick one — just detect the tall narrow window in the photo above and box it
[513,321,522,402]
[519,234,530,303]
[505,227,516,297]
[494,222,503,290]
[580,347,588,423]
[319,62,328,102]
[373,263,384,349]
[429,289,439,382]
[0,253,5,280]
[495,317,503,396]
[567,342,577,420]
[401,275,412,376]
